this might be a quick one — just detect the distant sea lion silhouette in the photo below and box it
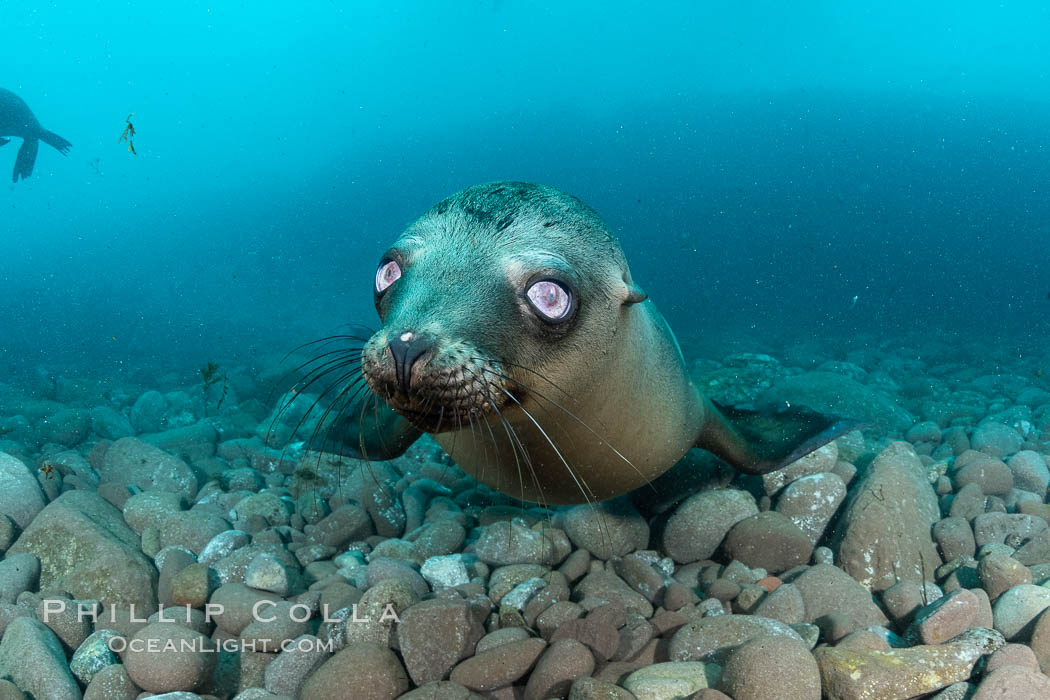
[0,88,72,182]
[295,182,853,505]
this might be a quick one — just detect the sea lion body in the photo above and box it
[0,88,72,182]
[432,289,706,503]
[329,182,849,505]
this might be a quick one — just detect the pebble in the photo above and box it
[397,598,487,685]
[978,554,1032,601]
[474,520,563,566]
[933,517,977,562]
[775,472,847,544]
[130,390,167,433]
[411,519,467,561]
[718,636,820,700]
[971,421,1023,457]
[723,512,813,574]
[911,588,979,644]
[568,676,635,700]
[240,600,311,653]
[752,581,804,624]
[449,637,547,691]
[502,577,548,610]
[561,497,650,559]
[198,529,252,565]
[815,627,1005,700]
[991,583,1050,641]
[211,583,282,635]
[880,580,928,627]
[761,442,838,495]
[35,596,91,648]
[523,638,595,700]
[1008,450,1050,494]
[973,512,1047,548]
[69,629,122,684]
[790,564,889,632]
[614,553,668,603]
[245,552,293,596]
[123,622,216,693]
[399,681,484,700]
[662,489,757,563]
[263,634,333,697]
[949,482,987,521]
[342,578,420,647]
[83,663,140,700]
[1028,607,1050,674]
[536,601,586,639]
[487,564,549,604]
[420,554,472,589]
[171,562,217,608]
[984,642,1040,673]
[972,664,1050,698]
[573,570,654,618]
[158,509,232,556]
[122,490,186,533]
[668,614,803,664]
[953,453,1014,497]
[622,661,721,700]
[300,642,410,700]
[549,617,621,661]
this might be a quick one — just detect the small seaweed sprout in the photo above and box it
[201,362,229,415]
[118,114,137,155]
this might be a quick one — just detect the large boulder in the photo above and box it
[758,371,913,436]
[832,442,942,591]
[0,617,82,699]
[8,491,158,613]
[100,437,198,500]
[0,451,48,529]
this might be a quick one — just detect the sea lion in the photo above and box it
[303,182,851,505]
[0,88,72,182]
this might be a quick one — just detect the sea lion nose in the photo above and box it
[388,331,431,393]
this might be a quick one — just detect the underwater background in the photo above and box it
[4,0,1049,384]
[4,2,1050,699]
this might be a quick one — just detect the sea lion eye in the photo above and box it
[375,259,401,293]
[526,279,572,321]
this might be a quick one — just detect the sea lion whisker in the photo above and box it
[470,367,575,449]
[270,347,363,404]
[469,357,576,404]
[482,367,655,492]
[493,401,544,509]
[268,366,364,460]
[498,387,598,507]
[301,373,369,456]
[269,353,364,426]
[283,333,369,358]
[285,357,364,408]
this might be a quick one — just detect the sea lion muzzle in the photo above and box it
[387,331,431,394]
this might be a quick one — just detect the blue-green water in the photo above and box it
[3,1,1048,383]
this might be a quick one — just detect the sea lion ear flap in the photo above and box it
[622,280,648,305]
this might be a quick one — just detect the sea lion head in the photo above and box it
[360,181,647,434]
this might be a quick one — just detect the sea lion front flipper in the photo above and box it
[696,399,856,475]
[327,399,423,461]
[13,137,38,182]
